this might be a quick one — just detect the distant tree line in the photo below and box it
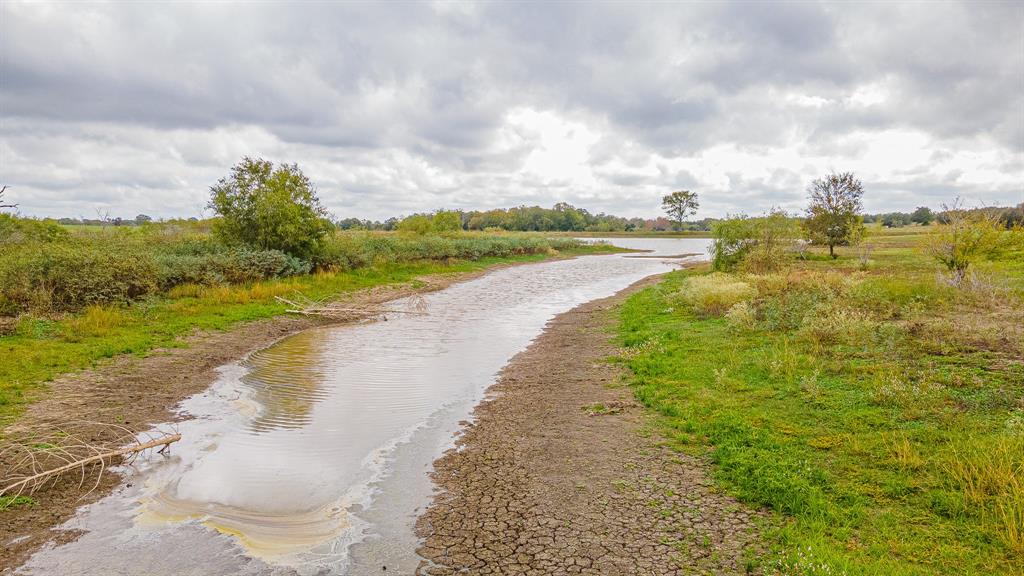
[52,214,168,226]
[862,206,936,227]
[50,205,717,233]
[340,203,720,233]
[462,203,644,232]
[863,204,1023,229]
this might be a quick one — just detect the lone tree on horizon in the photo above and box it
[803,172,865,258]
[662,190,699,231]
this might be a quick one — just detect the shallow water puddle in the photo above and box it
[18,239,710,575]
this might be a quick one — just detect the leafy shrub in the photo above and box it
[926,200,1022,282]
[0,243,158,313]
[432,210,463,232]
[711,211,798,272]
[0,214,69,244]
[0,215,582,315]
[676,274,757,317]
[710,217,755,271]
[396,214,435,235]
[154,248,310,288]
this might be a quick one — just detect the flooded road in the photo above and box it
[17,238,710,576]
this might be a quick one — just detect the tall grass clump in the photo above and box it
[797,306,878,346]
[943,436,1024,554]
[61,305,128,342]
[675,273,757,317]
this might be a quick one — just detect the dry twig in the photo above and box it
[0,421,180,503]
[275,292,430,320]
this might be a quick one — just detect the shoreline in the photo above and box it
[0,254,590,572]
[414,274,765,575]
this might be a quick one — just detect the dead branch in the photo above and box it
[293,306,427,315]
[0,185,16,209]
[1,421,180,503]
[1,433,181,499]
[275,294,430,320]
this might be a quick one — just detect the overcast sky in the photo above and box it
[1,1,1022,221]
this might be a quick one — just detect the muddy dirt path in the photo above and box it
[0,264,529,572]
[415,276,766,575]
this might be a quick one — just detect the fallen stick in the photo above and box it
[302,307,428,315]
[283,307,427,317]
[0,433,181,497]
[277,293,429,319]
[275,295,316,308]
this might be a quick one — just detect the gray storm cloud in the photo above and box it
[1,1,1021,220]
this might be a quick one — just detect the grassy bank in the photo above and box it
[0,226,616,427]
[0,215,594,316]
[617,228,1023,575]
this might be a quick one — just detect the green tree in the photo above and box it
[803,172,865,258]
[1003,203,1024,229]
[553,202,587,231]
[926,200,1020,282]
[662,190,699,230]
[911,206,935,226]
[881,212,911,228]
[208,157,332,260]
[432,210,463,232]
[396,214,434,235]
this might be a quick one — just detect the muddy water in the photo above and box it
[18,238,709,576]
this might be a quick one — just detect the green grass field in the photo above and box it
[618,227,1023,575]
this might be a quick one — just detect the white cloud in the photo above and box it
[1,1,1021,220]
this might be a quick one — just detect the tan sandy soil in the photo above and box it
[415,276,766,575]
